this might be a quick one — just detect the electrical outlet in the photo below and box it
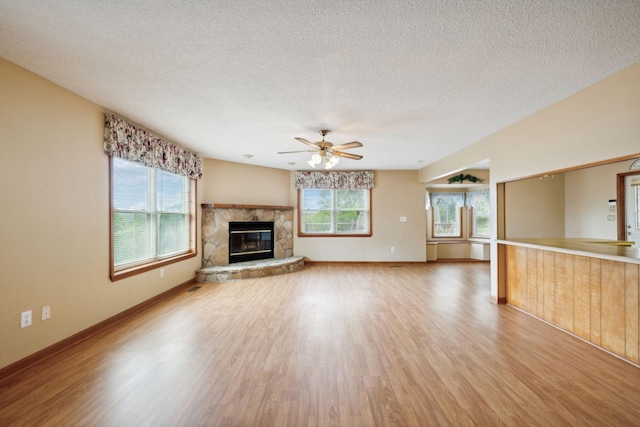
[160,268,165,278]
[21,310,32,328]
[391,246,395,252]
[400,216,407,222]
[42,306,51,321]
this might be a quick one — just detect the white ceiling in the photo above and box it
[1,1,639,171]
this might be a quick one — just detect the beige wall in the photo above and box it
[292,170,427,262]
[504,174,565,238]
[419,62,640,300]
[0,58,202,369]
[202,159,291,206]
[436,243,471,259]
[564,159,633,239]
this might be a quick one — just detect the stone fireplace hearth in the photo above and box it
[198,204,302,282]
[201,204,295,267]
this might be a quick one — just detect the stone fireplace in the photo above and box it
[201,204,294,268]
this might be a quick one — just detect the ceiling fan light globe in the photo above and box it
[323,156,338,169]
[307,159,316,168]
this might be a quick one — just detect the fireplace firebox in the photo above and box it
[228,221,274,263]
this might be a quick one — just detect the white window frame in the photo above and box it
[432,205,462,238]
[110,157,196,281]
[298,188,372,237]
[468,191,490,239]
[430,193,464,238]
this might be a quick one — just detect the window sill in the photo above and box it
[298,233,372,238]
[427,239,490,244]
[110,251,197,282]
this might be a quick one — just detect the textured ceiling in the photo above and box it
[1,1,639,171]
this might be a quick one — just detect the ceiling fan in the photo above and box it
[278,130,363,169]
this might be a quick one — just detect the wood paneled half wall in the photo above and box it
[505,244,640,365]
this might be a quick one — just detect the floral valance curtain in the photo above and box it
[429,192,465,209]
[295,170,374,189]
[465,189,489,208]
[103,113,202,179]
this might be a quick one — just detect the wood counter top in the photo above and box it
[499,238,640,264]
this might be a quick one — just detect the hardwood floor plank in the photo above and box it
[2,263,640,426]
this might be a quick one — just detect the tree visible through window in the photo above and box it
[300,189,370,235]
[471,197,490,237]
[431,192,464,238]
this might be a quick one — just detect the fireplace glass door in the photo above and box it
[229,221,274,263]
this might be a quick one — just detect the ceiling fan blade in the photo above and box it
[331,141,363,150]
[277,150,317,154]
[332,151,363,160]
[294,137,320,149]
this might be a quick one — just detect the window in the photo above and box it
[430,192,464,238]
[299,188,371,236]
[111,157,195,280]
[467,190,490,238]
[470,205,490,237]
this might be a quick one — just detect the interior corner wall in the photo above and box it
[201,158,291,206]
[293,170,427,262]
[0,58,202,370]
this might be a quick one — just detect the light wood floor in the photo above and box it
[2,262,640,426]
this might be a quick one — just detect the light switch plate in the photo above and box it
[21,310,32,328]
